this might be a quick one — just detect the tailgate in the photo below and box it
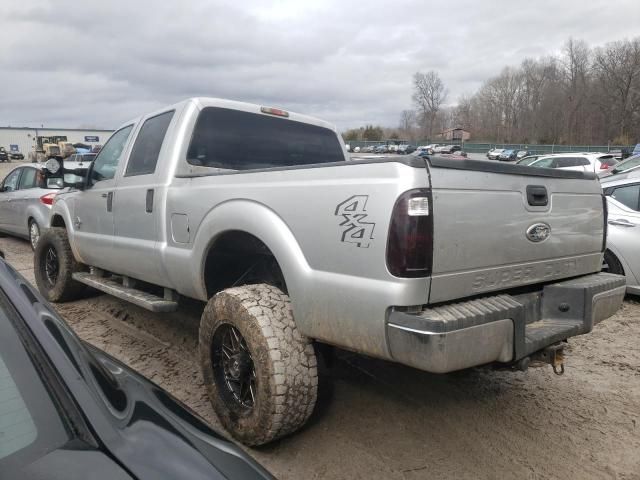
[427,158,605,303]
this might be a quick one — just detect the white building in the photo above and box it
[0,126,114,155]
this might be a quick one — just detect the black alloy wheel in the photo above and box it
[212,324,257,410]
[44,246,59,287]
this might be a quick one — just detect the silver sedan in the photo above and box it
[0,165,60,249]
[601,170,640,295]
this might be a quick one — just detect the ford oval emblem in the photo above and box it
[526,223,551,242]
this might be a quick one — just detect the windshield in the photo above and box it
[187,107,345,170]
[0,292,68,470]
[611,154,640,174]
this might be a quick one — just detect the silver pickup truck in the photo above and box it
[35,97,625,445]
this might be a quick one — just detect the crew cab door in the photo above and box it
[72,125,134,268]
[111,110,175,283]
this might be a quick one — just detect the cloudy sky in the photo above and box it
[2,0,639,131]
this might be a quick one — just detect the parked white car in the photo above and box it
[486,148,505,160]
[528,153,618,175]
[601,171,640,295]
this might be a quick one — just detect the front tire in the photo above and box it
[199,284,318,446]
[34,228,86,302]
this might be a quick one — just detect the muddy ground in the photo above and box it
[0,162,639,479]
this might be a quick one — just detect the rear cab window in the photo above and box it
[125,110,175,176]
[186,107,345,170]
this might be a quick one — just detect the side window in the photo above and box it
[611,184,640,211]
[2,169,21,192]
[125,111,174,176]
[533,157,554,168]
[91,125,134,182]
[18,168,37,190]
[576,157,590,166]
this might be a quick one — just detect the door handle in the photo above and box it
[526,185,548,206]
[101,193,108,198]
[608,218,636,227]
[145,189,154,213]
[106,192,113,212]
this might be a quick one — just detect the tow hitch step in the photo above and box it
[72,272,179,312]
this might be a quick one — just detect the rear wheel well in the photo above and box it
[603,249,625,276]
[204,231,286,297]
[50,215,66,229]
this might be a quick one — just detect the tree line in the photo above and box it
[343,37,640,145]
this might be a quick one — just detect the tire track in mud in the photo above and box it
[2,233,640,480]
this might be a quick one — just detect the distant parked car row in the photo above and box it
[348,143,464,155]
[349,144,419,154]
[0,147,26,162]
[487,148,529,160]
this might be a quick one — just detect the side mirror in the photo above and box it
[42,157,91,191]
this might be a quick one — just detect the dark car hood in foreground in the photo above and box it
[0,259,273,480]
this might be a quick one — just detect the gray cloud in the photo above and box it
[1,0,639,130]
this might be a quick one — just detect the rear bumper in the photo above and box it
[386,272,626,373]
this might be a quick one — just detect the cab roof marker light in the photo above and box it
[260,106,289,118]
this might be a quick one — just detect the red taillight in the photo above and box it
[40,192,57,205]
[599,163,610,170]
[386,188,433,278]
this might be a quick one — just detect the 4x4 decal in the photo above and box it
[334,195,375,248]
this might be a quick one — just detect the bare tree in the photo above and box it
[412,71,448,139]
[439,36,640,145]
[593,38,640,143]
[453,94,473,131]
[399,109,416,131]
[561,38,591,143]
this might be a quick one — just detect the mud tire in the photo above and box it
[199,284,318,445]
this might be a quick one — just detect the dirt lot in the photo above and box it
[1,161,639,479]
